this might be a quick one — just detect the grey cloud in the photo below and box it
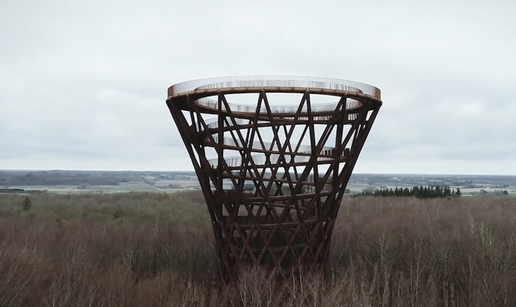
[1,0,515,174]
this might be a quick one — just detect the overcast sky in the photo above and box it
[1,0,515,175]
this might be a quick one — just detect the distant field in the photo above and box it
[1,180,201,194]
[1,192,516,306]
[2,170,515,196]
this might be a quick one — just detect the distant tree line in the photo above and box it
[355,186,462,198]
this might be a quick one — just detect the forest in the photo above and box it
[1,192,516,306]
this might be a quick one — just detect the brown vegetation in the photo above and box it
[1,193,516,306]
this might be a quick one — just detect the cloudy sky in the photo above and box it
[1,0,515,175]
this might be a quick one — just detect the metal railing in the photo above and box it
[168,75,381,99]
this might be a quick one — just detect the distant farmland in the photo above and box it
[1,170,515,196]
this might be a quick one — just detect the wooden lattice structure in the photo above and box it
[166,76,382,283]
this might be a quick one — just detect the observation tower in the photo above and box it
[166,76,382,283]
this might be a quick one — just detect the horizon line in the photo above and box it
[1,169,515,177]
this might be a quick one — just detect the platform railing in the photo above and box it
[168,75,381,99]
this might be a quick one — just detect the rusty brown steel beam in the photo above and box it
[166,76,382,284]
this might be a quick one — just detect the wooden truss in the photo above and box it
[167,82,382,283]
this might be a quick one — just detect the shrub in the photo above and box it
[1,193,516,306]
